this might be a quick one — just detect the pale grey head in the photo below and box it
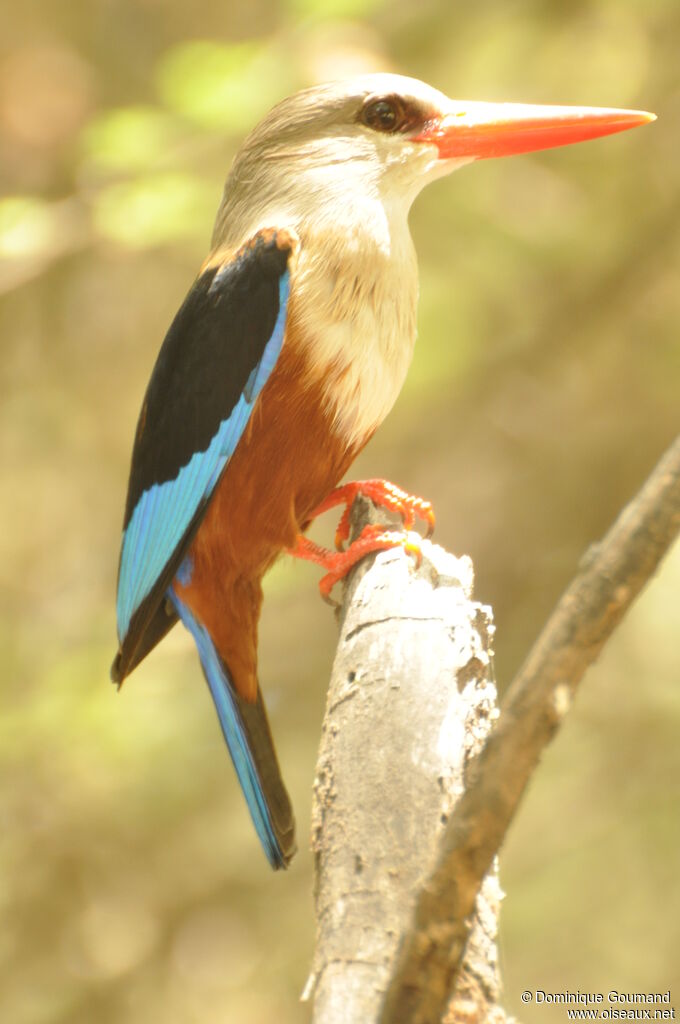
[211,74,467,249]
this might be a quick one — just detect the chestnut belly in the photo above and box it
[173,343,361,699]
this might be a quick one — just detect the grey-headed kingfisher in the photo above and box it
[111,74,654,867]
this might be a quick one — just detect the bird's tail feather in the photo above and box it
[168,590,296,868]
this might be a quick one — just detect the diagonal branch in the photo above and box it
[380,433,680,1024]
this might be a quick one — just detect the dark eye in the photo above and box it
[362,97,405,133]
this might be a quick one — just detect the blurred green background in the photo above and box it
[1,1,678,1021]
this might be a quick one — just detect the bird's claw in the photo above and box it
[318,525,423,601]
[311,478,435,550]
[287,524,423,603]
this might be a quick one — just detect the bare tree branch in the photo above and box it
[304,497,505,1024]
[379,433,680,1023]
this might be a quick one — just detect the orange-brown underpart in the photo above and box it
[172,331,361,703]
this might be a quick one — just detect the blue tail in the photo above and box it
[169,589,295,869]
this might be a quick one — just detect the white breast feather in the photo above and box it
[291,202,419,448]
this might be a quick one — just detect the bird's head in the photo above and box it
[214,73,654,247]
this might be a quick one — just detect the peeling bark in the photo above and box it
[305,497,502,1023]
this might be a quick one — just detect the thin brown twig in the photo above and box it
[380,433,680,1024]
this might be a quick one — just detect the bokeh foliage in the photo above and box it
[1,1,678,1022]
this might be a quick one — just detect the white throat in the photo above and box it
[290,187,419,447]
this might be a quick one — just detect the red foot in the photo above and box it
[311,479,435,551]
[288,525,422,603]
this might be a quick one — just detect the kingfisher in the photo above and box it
[111,74,654,868]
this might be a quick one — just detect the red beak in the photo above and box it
[414,101,656,160]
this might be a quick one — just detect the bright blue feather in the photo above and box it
[116,271,289,645]
[168,587,286,868]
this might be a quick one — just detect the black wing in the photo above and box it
[112,229,293,682]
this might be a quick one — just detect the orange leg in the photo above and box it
[310,478,435,551]
[288,525,422,604]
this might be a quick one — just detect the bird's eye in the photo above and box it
[362,97,406,134]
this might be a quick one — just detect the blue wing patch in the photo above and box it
[116,264,289,651]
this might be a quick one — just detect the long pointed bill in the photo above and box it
[415,102,656,160]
